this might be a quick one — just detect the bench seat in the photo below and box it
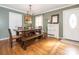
[20,34,43,50]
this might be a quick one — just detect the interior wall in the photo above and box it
[0,7,25,39]
[43,10,62,37]
[32,16,35,28]
[32,4,79,38]
[0,7,9,39]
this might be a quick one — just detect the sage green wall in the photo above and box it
[0,7,25,39]
[0,7,9,39]
[43,9,64,37]
[43,4,79,37]
[33,4,79,37]
[32,16,35,28]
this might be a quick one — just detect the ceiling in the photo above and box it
[0,4,74,15]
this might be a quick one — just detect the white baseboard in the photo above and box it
[0,37,9,41]
[62,37,79,41]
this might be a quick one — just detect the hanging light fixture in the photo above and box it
[24,4,32,21]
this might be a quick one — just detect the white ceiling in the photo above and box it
[0,4,74,15]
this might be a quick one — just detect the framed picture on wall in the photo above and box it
[51,14,59,24]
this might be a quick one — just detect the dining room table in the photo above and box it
[13,28,44,50]
[14,28,42,37]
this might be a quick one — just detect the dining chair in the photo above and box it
[8,28,21,48]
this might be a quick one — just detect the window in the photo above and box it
[9,12,22,35]
[35,15,43,29]
[69,14,77,29]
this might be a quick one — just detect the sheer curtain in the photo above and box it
[9,12,22,35]
[35,15,43,29]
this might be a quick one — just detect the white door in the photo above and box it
[9,12,22,35]
[63,8,79,41]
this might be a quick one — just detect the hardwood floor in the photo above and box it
[0,37,79,55]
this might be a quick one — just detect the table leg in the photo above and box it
[21,41,26,50]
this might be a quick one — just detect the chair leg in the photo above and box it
[10,41,12,48]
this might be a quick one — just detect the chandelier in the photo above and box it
[24,5,32,21]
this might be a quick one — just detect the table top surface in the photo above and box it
[14,29,41,32]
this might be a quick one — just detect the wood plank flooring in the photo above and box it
[0,37,79,55]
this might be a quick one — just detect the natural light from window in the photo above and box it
[69,14,77,29]
[35,15,43,29]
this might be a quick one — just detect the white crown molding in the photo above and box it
[0,4,26,14]
[34,4,76,15]
[0,4,76,15]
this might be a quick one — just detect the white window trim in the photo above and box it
[35,15,43,29]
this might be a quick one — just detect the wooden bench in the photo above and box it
[20,34,43,50]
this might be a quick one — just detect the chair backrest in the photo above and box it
[8,28,12,39]
[18,27,23,31]
[38,26,42,30]
[8,28,12,48]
